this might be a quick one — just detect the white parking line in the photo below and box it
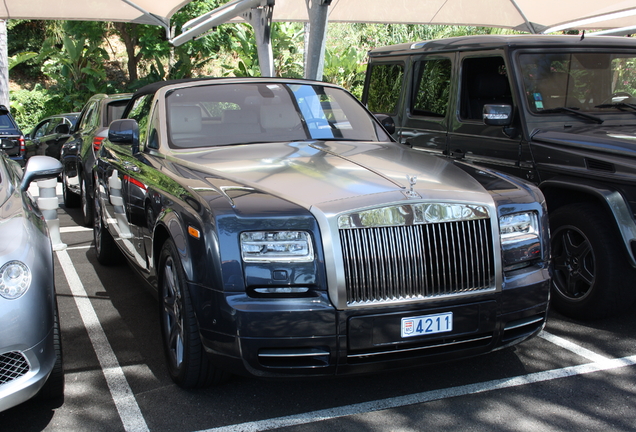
[56,249,149,432]
[200,355,636,432]
[539,330,610,362]
[60,226,93,233]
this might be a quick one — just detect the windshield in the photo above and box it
[166,83,390,149]
[519,52,636,114]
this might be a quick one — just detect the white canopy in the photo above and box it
[268,0,636,35]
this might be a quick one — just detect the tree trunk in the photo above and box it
[114,22,140,84]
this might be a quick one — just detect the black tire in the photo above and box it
[93,180,122,266]
[80,175,94,227]
[62,173,80,208]
[37,300,65,406]
[159,239,228,388]
[550,203,636,319]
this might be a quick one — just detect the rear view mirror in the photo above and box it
[374,114,396,135]
[54,124,70,135]
[20,156,63,192]
[483,104,513,126]
[109,119,140,147]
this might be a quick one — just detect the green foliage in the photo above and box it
[40,26,111,111]
[323,46,367,98]
[9,52,38,70]
[9,85,59,131]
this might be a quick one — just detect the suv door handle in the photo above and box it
[449,149,465,159]
[123,162,141,173]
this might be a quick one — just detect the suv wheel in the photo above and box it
[93,181,121,265]
[62,173,80,208]
[80,175,93,227]
[550,203,636,319]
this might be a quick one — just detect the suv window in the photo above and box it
[519,52,636,112]
[366,63,404,115]
[128,95,154,145]
[78,102,97,131]
[33,120,51,138]
[412,58,452,117]
[460,56,512,121]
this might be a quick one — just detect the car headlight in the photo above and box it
[240,231,314,262]
[0,261,32,300]
[499,212,541,269]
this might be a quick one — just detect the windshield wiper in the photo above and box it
[594,102,636,114]
[536,107,604,124]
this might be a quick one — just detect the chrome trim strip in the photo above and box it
[348,335,493,358]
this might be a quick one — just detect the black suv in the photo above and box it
[61,93,131,226]
[0,105,31,166]
[363,34,636,319]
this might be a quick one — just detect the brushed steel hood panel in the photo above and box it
[176,141,494,212]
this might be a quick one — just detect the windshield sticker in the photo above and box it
[533,93,544,109]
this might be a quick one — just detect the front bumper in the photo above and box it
[196,265,549,378]
[0,327,57,412]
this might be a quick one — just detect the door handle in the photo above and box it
[123,162,141,173]
[449,149,465,159]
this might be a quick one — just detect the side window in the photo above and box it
[45,118,62,135]
[127,95,154,146]
[78,102,97,131]
[33,121,50,138]
[366,63,404,115]
[412,58,452,117]
[147,101,160,150]
[460,56,512,121]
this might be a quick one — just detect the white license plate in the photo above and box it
[401,312,453,338]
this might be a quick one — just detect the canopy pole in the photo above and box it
[242,3,274,77]
[304,0,330,81]
[509,0,537,33]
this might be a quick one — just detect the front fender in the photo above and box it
[541,178,636,267]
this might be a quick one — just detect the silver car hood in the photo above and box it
[176,141,494,212]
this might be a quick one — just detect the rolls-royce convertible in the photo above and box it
[92,77,551,388]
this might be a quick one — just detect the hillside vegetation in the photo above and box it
[8,0,505,132]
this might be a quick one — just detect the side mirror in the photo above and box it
[483,104,513,126]
[374,114,396,135]
[20,156,63,192]
[109,119,139,148]
[54,123,70,135]
[0,105,9,115]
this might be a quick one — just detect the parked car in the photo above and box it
[362,34,636,320]
[24,112,79,161]
[0,105,32,166]
[61,93,132,226]
[93,77,550,388]
[0,154,64,412]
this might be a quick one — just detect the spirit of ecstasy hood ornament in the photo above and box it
[404,175,420,198]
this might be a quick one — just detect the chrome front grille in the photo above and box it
[0,351,30,385]
[340,218,495,305]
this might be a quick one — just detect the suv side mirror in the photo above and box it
[54,123,70,135]
[483,104,513,126]
[374,114,396,135]
[109,119,139,148]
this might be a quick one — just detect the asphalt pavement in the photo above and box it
[1,183,635,432]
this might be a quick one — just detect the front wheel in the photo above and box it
[80,175,94,227]
[62,173,80,208]
[159,239,228,388]
[37,300,64,406]
[550,203,636,319]
[93,180,122,266]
